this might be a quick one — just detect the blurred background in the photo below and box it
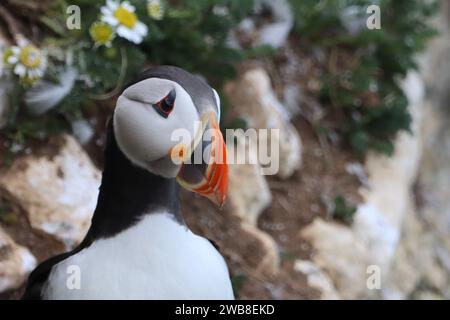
[0,0,449,299]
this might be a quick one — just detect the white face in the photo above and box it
[113,78,201,177]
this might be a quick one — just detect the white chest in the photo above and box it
[43,213,234,300]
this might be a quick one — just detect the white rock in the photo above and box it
[296,8,450,300]
[359,95,422,222]
[294,259,341,300]
[380,12,450,299]
[381,198,443,300]
[301,218,372,299]
[227,138,272,225]
[223,83,281,277]
[399,71,425,107]
[0,135,101,248]
[0,227,37,293]
[353,70,424,272]
[300,67,429,299]
[226,138,279,276]
[240,222,280,277]
[410,13,450,298]
[224,68,302,178]
[353,203,400,270]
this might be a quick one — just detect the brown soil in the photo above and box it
[0,197,65,300]
[260,116,362,255]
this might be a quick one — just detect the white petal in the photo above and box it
[14,64,26,76]
[11,47,20,55]
[17,38,28,47]
[122,1,135,12]
[131,34,141,44]
[7,56,18,64]
[118,26,140,43]
[102,15,119,26]
[116,25,131,39]
[135,33,144,43]
[41,59,48,70]
[134,22,148,36]
[28,69,37,78]
[107,0,118,11]
[101,6,112,16]
[38,65,47,75]
[35,68,44,77]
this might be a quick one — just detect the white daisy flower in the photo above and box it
[101,0,148,44]
[147,0,164,20]
[2,39,47,86]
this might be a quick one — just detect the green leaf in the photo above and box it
[333,195,357,225]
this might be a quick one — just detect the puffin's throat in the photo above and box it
[87,120,182,240]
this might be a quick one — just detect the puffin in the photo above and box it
[22,65,233,300]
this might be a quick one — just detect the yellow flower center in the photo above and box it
[22,75,40,86]
[114,7,137,28]
[19,45,42,69]
[90,22,114,44]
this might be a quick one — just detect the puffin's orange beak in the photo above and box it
[176,114,228,207]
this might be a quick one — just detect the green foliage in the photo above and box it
[290,0,437,156]
[1,0,254,156]
[71,0,254,84]
[332,195,357,225]
[141,0,254,83]
[1,0,438,160]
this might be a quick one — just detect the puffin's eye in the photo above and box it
[153,89,176,118]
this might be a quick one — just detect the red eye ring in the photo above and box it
[153,89,176,118]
